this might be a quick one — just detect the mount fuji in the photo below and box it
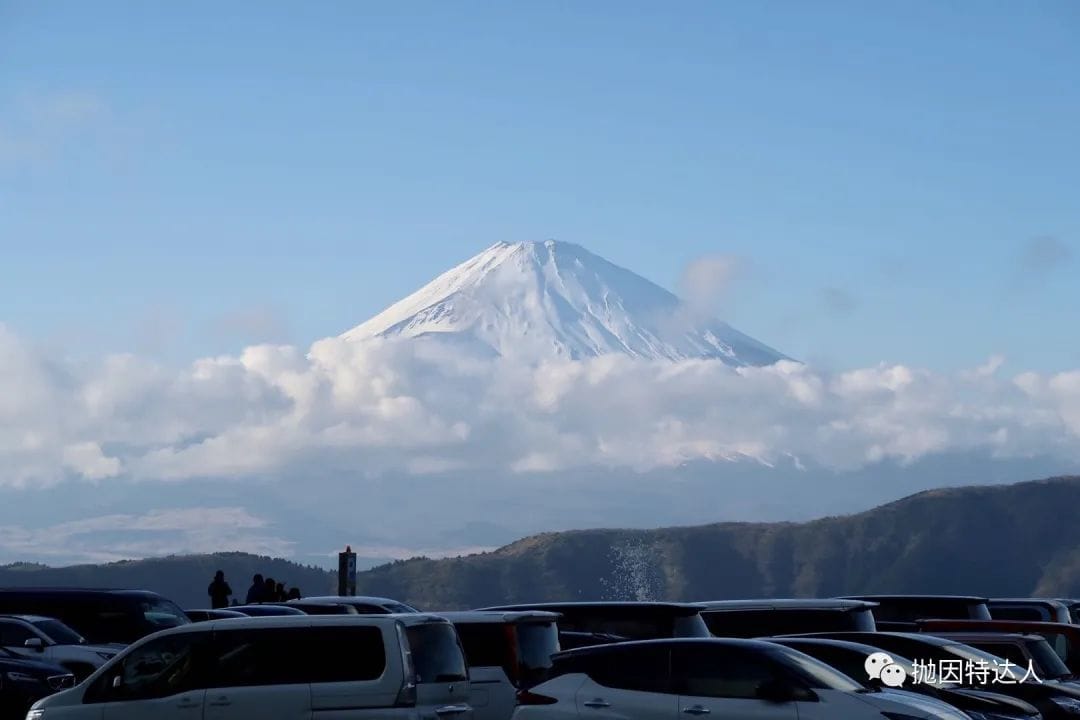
[341,240,788,366]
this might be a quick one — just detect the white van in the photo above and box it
[437,611,560,720]
[26,614,474,720]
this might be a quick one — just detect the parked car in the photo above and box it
[697,598,878,637]
[184,609,247,622]
[477,602,711,647]
[840,595,994,630]
[513,637,970,719]
[917,619,1080,674]
[0,614,120,681]
[293,595,420,614]
[28,614,474,719]
[0,588,190,645]
[989,600,1074,626]
[264,601,359,615]
[1055,601,1080,625]
[930,632,1075,684]
[785,631,1080,720]
[437,611,560,720]
[769,636,1043,720]
[0,646,75,718]
[228,603,307,616]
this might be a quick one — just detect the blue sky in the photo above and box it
[2,0,1077,372]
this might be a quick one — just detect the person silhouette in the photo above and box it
[207,570,232,610]
[275,582,286,601]
[246,573,265,604]
[287,587,302,600]
[263,577,277,603]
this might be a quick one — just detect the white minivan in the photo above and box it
[26,614,474,720]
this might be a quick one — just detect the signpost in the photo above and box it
[338,545,357,596]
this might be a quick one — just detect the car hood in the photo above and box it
[943,687,1041,715]
[0,656,71,675]
[857,688,971,720]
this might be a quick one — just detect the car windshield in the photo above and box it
[32,618,85,645]
[406,622,469,683]
[516,622,560,686]
[139,598,191,630]
[1026,638,1072,679]
[770,647,865,692]
[943,644,1025,682]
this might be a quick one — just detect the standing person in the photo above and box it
[287,587,301,600]
[275,582,286,601]
[246,573,265,604]
[263,577,277,603]
[207,570,232,609]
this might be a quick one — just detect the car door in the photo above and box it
[671,644,799,720]
[573,644,678,720]
[86,632,210,720]
[203,626,311,720]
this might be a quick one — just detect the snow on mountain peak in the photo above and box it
[341,240,788,365]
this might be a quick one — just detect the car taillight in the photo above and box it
[504,624,521,687]
[394,621,417,707]
[516,689,557,705]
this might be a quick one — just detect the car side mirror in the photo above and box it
[23,638,44,651]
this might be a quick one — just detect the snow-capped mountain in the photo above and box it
[341,240,788,365]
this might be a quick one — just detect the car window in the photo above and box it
[90,633,209,702]
[307,626,387,682]
[672,645,780,699]
[557,610,673,640]
[516,622,559,686]
[406,622,469,683]
[706,609,872,637]
[454,623,509,668]
[0,620,36,646]
[32,618,85,645]
[990,606,1047,622]
[210,627,312,687]
[768,647,864,691]
[585,645,672,694]
[139,598,192,631]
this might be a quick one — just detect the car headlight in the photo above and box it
[6,671,41,683]
[25,710,45,720]
[1051,697,1080,714]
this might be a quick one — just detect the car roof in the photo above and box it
[839,594,989,602]
[553,636,779,659]
[767,636,916,657]
[435,610,561,624]
[154,613,451,635]
[696,598,878,611]
[479,601,703,615]
[990,598,1069,608]
[0,587,163,596]
[298,595,409,605]
[934,632,1045,642]
[0,614,51,622]
[780,631,958,647]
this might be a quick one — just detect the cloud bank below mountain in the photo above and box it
[2,322,1079,491]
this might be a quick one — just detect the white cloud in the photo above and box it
[0,507,292,564]
[1,323,1079,488]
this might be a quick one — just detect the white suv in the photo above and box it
[513,638,971,720]
[0,615,119,681]
[27,614,474,719]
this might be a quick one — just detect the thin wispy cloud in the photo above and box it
[0,507,293,564]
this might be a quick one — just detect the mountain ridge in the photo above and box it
[341,240,788,365]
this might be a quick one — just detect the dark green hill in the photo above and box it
[4,475,1079,610]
